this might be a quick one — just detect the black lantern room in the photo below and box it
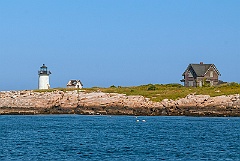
[38,64,51,75]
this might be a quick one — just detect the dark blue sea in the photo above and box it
[0,115,239,161]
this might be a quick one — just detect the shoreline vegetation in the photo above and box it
[1,83,240,116]
[34,83,240,102]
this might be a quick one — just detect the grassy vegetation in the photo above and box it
[33,83,240,102]
[83,83,240,102]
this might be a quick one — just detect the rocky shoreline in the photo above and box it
[0,90,240,116]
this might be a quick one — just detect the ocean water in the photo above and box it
[0,115,239,161]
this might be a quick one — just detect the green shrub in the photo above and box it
[228,82,239,87]
[147,84,157,91]
[165,83,183,88]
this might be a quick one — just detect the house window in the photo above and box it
[188,71,193,77]
[210,81,214,86]
[188,81,194,87]
[199,81,202,87]
[210,71,213,77]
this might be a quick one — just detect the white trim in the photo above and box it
[204,64,220,76]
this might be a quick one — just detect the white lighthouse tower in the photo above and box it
[38,64,51,89]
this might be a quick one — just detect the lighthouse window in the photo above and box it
[41,67,47,71]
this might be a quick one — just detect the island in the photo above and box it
[0,84,240,116]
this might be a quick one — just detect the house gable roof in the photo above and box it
[67,80,83,86]
[183,63,221,77]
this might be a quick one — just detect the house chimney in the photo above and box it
[200,62,203,64]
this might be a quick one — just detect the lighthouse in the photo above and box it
[38,64,51,89]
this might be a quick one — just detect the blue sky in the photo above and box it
[0,0,239,90]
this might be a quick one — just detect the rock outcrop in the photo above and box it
[0,90,240,116]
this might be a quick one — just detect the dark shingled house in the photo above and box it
[181,62,221,87]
